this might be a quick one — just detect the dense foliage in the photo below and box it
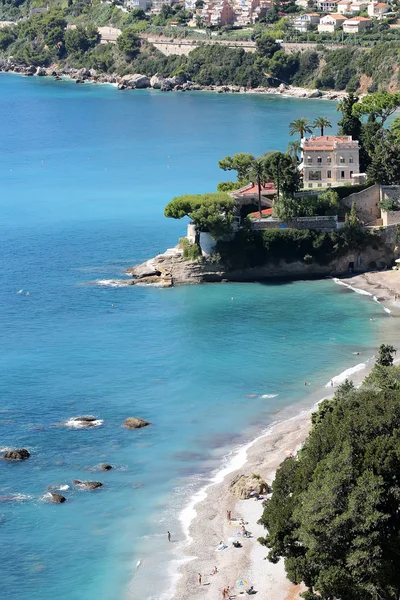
[216,217,375,269]
[164,192,236,239]
[259,347,400,600]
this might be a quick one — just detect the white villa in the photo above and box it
[293,12,321,31]
[301,135,361,189]
[343,15,372,31]
[318,13,346,31]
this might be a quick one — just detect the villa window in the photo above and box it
[340,156,345,164]
[327,156,332,164]
[327,170,332,179]
[307,156,313,164]
[317,156,322,164]
[309,171,322,181]
[350,171,353,179]
[341,170,345,179]
[349,156,354,164]
[308,183,313,188]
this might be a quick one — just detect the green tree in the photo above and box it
[125,8,147,24]
[0,27,16,50]
[256,34,280,59]
[286,140,301,166]
[249,157,267,218]
[218,153,255,181]
[312,116,332,137]
[117,26,140,59]
[164,192,236,240]
[367,130,400,185]
[264,151,301,200]
[289,117,312,141]
[352,92,400,125]
[259,352,400,600]
[337,92,362,140]
[376,344,396,367]
[390,116,400,145]
[65,24,99,55]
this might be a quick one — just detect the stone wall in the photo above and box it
[341,184,381,224]
[382,210,400,227]
[381,185,400,203]
[251,216,338,231]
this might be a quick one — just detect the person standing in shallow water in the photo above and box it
[167,531,171,542]
[198,573,202,585]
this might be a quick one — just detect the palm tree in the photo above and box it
[312,116,332,137]
[289,117,312,141]
[286,140,302,166]
[249,158,267,220]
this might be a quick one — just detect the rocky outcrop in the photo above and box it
[64,416,103,428]
[48,492,66,503]
[100,464,113,471]
[229,474,269,499]
[120,74,150,89]
[73,480,103,489]
[123,417,151,429]
[3,449,30,460]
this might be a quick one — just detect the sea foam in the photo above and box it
[325,362,366,387]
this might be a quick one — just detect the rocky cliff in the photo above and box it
[121,231,396,288]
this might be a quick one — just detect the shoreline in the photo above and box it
[168,277,399,600]
[0,65,347,101]
[168,354,382,600]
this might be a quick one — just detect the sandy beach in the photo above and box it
[171,271,400,600]
[171,409,312,600]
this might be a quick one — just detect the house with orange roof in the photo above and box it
[318,13,346,31]
[343,15,372,31]
[301,135,361,188]
[337,0,352,13]
[368,1,390,18]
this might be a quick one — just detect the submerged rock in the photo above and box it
[73,480,103,490]
[123,417,151,430]
[99,464,113,471]
[63,416,103,428]
[3,449,30,460]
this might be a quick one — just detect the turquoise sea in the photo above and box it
[0,74,395,600]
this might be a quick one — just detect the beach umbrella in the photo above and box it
[236,579,248,586]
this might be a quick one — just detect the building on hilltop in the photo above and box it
[301,135,362,189]
[126,0,150,10]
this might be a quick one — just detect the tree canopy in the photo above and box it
[352,92,400,124]
[218,153,255,182]
[259,345,400,600]
[164,192,236,238]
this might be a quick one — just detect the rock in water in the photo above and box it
[49,492,66,503]
[100,464,113,471]
[3,449,30,460]
[123,417,151,429]
[72,480,103,490]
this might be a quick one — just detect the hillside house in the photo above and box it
[301,135,361,189]
[318,13,346,31]
[343,16,372,31]
[317,0,339,11]
[349,1,368,12]
[293,13,321,31]
[337,0,352,13]
[367,1,390,17]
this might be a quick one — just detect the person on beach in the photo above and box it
[198,573,202,586]
[167,531,171,542]
[211,566,218,575]
[227,510,231,521]
[330,380,334,387]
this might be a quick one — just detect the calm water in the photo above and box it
[0,74,392,600]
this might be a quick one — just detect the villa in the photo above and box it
[342,16,372,32]
[293,13,321,32]
[367,1,391,17]
[301,135,361,189]
[316,0,339,11]
[318,13,346,31]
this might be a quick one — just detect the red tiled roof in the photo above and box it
[249,208,274,218]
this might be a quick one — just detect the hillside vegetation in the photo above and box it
[1,1,400,92]
[259,345,400,600]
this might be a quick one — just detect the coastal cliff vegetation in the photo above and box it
[2,2,400,93]
[259,345,400,600]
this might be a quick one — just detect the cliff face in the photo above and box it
[124,238,395,287]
